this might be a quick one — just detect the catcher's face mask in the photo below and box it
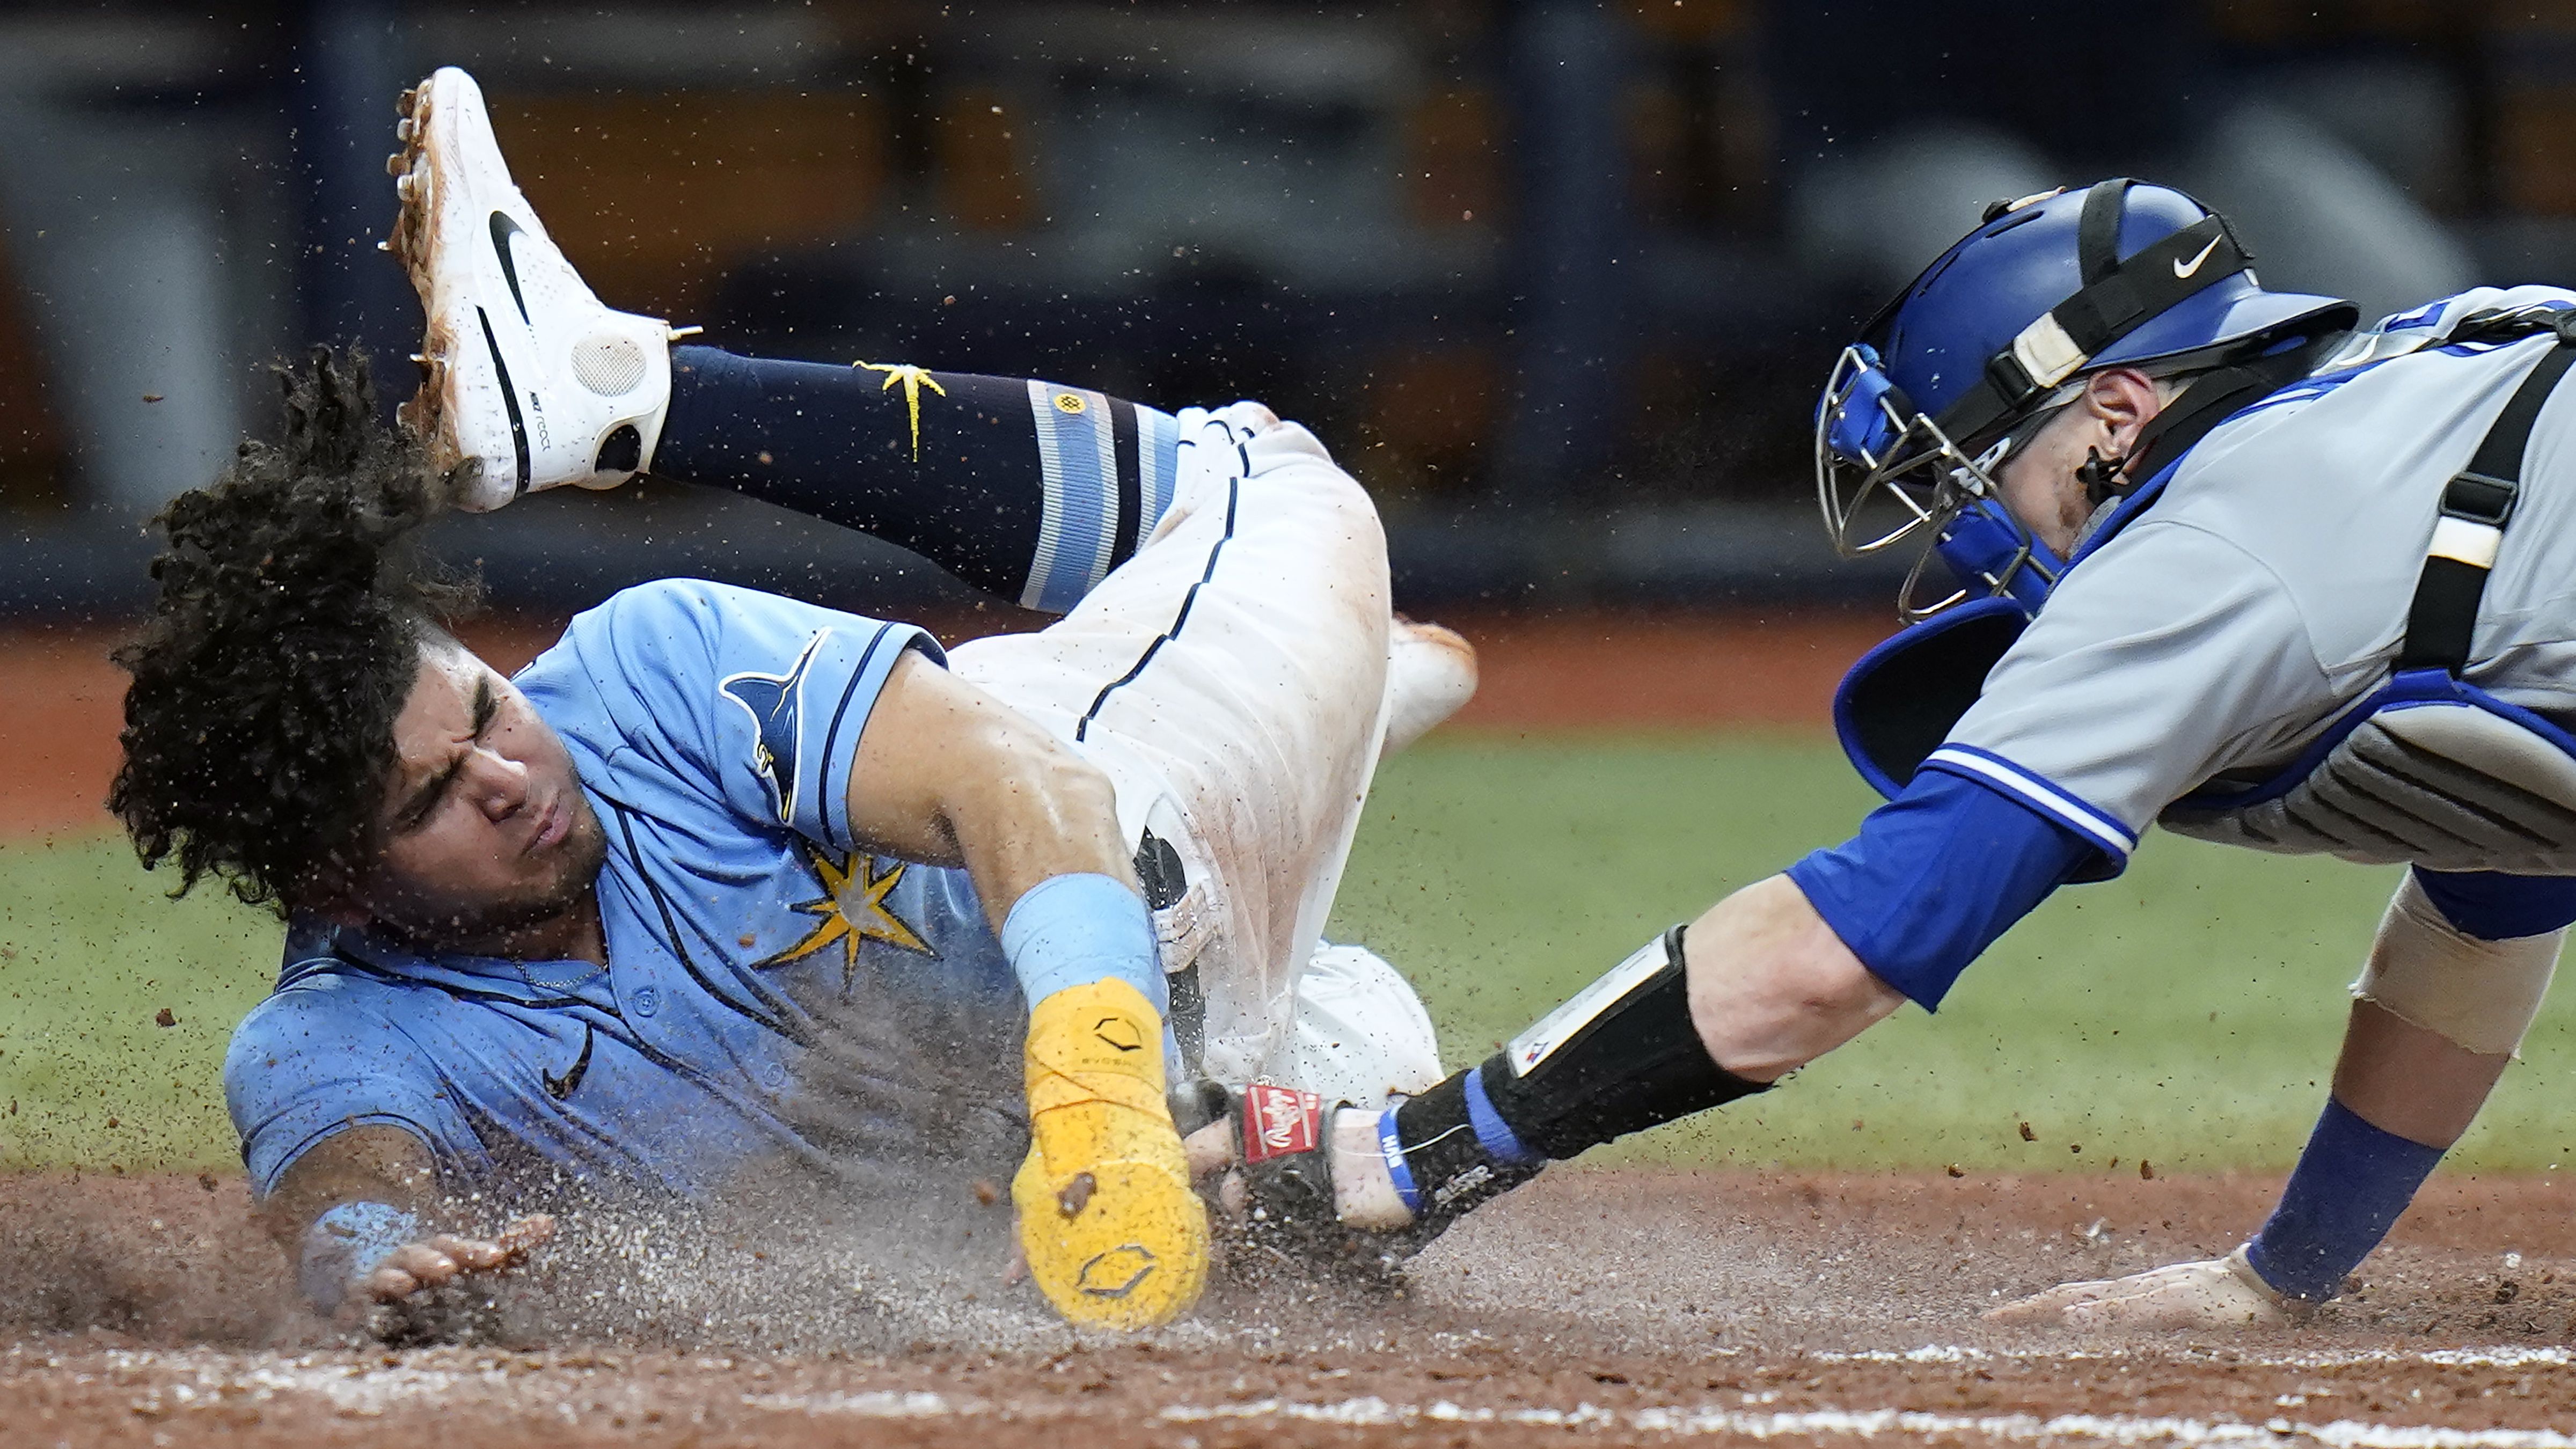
[1814,342,2066,622]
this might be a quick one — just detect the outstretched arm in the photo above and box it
[264,1126,553,1330]
[839,649,1139,932]
[842,650,1204,1331]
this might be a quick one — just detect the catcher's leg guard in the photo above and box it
[1386,926,1768,1230]
[1014,978,1209,1330]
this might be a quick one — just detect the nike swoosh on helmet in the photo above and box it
[2172,235,2222,279]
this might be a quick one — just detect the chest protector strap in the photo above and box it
[2160,318,2576,870]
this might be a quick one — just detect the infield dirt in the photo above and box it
[7,1167,2575,1446]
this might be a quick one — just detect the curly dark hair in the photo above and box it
[109,348,479,912]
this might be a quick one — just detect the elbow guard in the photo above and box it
[1482,925,1769,1157]
[2353,874,2560,1058]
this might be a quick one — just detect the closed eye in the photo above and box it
[391,676,499,833]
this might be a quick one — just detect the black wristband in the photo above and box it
[1385,926,1768,1230]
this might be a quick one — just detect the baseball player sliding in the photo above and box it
[1217,181,2576,1329]
[112,68,1469,1333]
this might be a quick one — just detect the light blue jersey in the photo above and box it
[224,579,1029,1203]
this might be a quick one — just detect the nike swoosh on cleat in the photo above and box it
[2172,235,2222,279]
[541,1025,595,1101]
[475,305,533,494]
[489,211,532,324]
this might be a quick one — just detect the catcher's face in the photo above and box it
[1992,367,2173,557]
[349,641,606,954]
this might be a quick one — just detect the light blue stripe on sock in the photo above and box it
[1021,379,1069,612]
[1026,383,1114,612]
[1083,391,1118,584]
[1137,404,1180,535]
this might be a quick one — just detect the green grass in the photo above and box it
[10,731,2576,1174]
[0,833,286,1172]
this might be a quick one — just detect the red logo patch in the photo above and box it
[1240,1084,1323,1164]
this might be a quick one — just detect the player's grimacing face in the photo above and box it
[354,642,606,947]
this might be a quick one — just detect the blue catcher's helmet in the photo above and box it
[1816,179,2354,621]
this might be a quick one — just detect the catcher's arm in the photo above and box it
[265,1126,553,1320]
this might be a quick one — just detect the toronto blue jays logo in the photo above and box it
[719,630,831,826]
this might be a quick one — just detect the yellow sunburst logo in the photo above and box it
[763,844,935,989]
[854,360,948,462]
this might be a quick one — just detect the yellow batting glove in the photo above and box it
[1013,977,1208,1330]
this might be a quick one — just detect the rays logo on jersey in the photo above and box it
[719,630,830,825]
[764,843,935,992]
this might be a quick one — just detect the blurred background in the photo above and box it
[20,0,2576,1185]
[1,0,2567,615]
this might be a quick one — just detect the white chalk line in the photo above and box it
[28,1346,2576,1443]
[744,1390,2576,1446]
[1797,1345,2576,1371]
[1160,1401,2576,1447]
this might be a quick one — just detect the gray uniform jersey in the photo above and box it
[1937,287,2576,865]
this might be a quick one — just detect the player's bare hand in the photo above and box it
[361,1213,554,1303]
[1984,1246,2296,1329]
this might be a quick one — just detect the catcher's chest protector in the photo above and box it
[2158,674,2576,870]
[1841,317,2576,875]
[2169,328,2576,869]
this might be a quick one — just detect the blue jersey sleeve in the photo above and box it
[522,579,942,853]
[224,977,483,1197]
[1785,768,2101,1009]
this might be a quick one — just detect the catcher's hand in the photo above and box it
[1984,1245,2298,1329]
[1013,978,1208,1330]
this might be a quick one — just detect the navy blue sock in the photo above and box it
[652,347,1183,612]
[2244,1096,2444,1301]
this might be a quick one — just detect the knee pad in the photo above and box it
[2354,874,2560,1057]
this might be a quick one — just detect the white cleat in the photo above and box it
[387,66,675,511]
[1381,617,1479,759]
[1984,1245,2302,1330]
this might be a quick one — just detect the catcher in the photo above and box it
[115,67,1468,1334]
[1201,181,2576,1330]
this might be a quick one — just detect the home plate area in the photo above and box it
[6,1169,2575,1447]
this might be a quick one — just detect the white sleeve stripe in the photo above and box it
[1923,746,2140,855]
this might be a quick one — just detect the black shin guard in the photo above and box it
[1388,926,1768,1226]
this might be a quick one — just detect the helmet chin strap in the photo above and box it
[2076,445,2132,507]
